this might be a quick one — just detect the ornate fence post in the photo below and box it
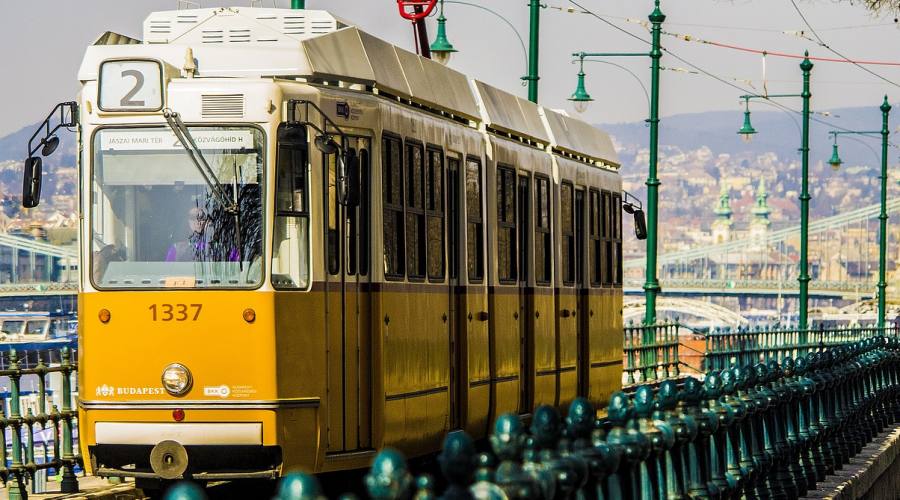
[702,373,731,497]
[365,449,413,500]
[793,356,819,487]
[59,348,78,493]
[655,380,693,499]
[680,377,716,499]
[490,414,540,500]
[606,392,646,499]
[7,350,26,500]
[633,385,673,499]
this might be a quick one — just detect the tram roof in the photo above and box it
[76,6,617,166]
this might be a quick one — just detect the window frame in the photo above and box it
[465,156,485,284]
[612,192,623,286]
[425,144,446,282]
[534,174,552,286]
[589,188,602,288]
[382,132,406,281]
[405,139,427,281]
[560,180,575,286]
[496,164,518,284]
[88,123,267,291]
[272,123,310,291]
[601,189,613,286]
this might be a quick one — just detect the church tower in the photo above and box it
[749,177,771,251]
[712,182,733,244]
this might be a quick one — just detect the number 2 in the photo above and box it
[120,69,145,107]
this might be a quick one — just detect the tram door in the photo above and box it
[575,188,589,397]
[447,157,461,429]
[324,137,372,452]
[517,175,533,412]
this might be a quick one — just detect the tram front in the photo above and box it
[20,49,312,485]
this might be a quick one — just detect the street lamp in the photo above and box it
[828,134,843,171]
[825,96,892,328]
[429,0,457,65]
[568,57,593,113]
[735,52,814,334]
[738,96,757,143]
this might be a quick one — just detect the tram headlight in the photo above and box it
[161,363,193,397]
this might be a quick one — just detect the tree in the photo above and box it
[845,0,900,16]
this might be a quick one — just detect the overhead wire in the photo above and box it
[788,0,900,89]
[565,0,895,140]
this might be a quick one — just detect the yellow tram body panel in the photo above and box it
[69,5,627,481]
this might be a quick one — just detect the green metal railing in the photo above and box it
[0,347,79,499]
[704,324,889,371]
[624,320,680,384]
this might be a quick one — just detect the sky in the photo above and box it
[1,0,899,137]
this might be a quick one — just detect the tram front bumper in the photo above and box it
[88,422,281,480]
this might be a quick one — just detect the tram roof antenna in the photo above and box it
[178,0,201,10]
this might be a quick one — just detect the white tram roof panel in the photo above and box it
[76,6,615,164]
[142,8,347,44]
[542,107,618,167]
[78,7,480,121]
[472,80,549,146]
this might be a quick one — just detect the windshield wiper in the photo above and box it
[163,109,237,212]
[164,109,245,270]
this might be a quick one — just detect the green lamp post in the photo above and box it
[570,0,665,329]
[569,0,666,380]
[291,0,305,9]
[429,0,457,65]
[736,52,814,336]
[429,0,539,103]
[825,96,892,328]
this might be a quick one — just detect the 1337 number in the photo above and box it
[149,304,202,322]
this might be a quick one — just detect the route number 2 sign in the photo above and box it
[99,60,163,111]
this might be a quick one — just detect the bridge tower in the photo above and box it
[712,182,733,244]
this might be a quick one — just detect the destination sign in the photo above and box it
[100,130,255,151]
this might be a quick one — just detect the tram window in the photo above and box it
[534,175,551,285]
[465,157,484,282]
[347,147,359,276]
[561,181,575,285]
[497,165,517,284]
[613,193,623,285]
[426,147,445,281]
[602,190,612,286]
[406,141,426,280]
[448,158,461,280]
[326,153,340,275]
[272,124,310,289]
[382,135,405,279]
[91,126,265,290]
[589,189,602,287]
[358,149,370,276]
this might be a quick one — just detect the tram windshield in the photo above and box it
[91,126,265,289]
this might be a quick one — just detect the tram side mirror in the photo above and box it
[314,134,339,155]
[632,208,647,240]
[341,149,360,208]
[41,136,60,157]
[623,201,647,240]
[22,156,43,208]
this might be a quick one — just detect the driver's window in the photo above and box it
[272,124,311,289]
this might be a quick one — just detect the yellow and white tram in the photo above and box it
[24,6,627,483]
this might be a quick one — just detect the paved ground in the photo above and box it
[1,476,141,500]
[804,423,900,499]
